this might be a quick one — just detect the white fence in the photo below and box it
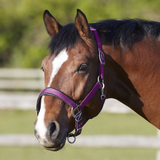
[0,68,133,113]
[0,68,44,90]
[0,91,133,113]
[1,134,160,148]
[0,69,160,159]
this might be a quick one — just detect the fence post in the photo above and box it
[156,129,160,160]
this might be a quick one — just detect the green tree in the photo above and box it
[0,0,160,68]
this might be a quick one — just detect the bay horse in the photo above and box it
[34,9,160,151]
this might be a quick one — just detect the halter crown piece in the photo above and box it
[36,27,106,144]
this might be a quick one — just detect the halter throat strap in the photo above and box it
[36,27,105,143]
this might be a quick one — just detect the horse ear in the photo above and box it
[75,9,91,38]
[43,10,62,37]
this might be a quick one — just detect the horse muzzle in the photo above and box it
[34,120,68,151]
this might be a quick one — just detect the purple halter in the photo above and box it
[36,27,106,143]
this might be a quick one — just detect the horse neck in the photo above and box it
[103,45,147,121]
[100,34,160,129]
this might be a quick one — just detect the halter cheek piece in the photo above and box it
[36,27,106,144]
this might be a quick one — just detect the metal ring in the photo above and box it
[67,133,76,144]
[99,51,105,65]
[100,94,106,100]
[97,75,101,82]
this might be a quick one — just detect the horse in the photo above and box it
[34,9,160,151]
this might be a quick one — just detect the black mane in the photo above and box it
[91,19,160,49]
[49,19,160,54]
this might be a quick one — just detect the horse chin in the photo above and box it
[44,137,66,151]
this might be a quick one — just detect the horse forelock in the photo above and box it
[49,23,82,55]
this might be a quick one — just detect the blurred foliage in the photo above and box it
[1,0,160,68]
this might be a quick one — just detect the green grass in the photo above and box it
[0,110,158,160]
[0,110,157,135]
[82,112,157,135]
[0,110,35,134]
[0,146,157,160]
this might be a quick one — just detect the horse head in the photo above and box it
[34,9,104,151]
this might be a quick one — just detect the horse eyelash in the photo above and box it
[76,64,88,72]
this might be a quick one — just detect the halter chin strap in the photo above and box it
[36,27,106,144]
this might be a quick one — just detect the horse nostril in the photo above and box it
[49,121,59,140]
[50,122,56,136]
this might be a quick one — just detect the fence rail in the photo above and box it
[1,134,160,149]
[0,68,44,90]
[0,68,43,78]
[0,91,133,112]
[0,68,133,113]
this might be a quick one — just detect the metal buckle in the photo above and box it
[100,81,106,100]
[98,76,106,100]
[99,51,105,65]
[71,105,82,122]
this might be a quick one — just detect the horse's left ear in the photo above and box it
[43,10,62,37]
[75,9,91,38]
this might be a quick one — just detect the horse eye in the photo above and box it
[77,64,88,72]
[41,66,44,72]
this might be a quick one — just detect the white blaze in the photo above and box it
[35,49,68,145]
[35,96,47,144]
[48,49,69,87]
